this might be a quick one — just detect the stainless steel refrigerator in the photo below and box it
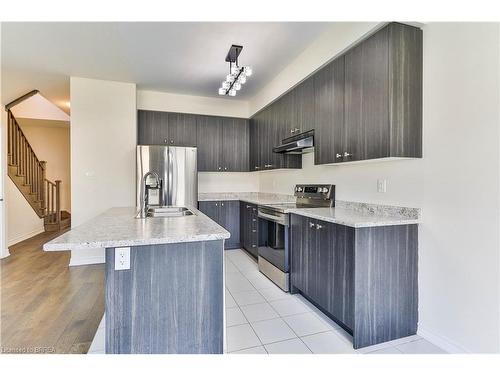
[136,145,197,209]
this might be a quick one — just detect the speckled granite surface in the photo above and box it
[43,206,230,251]
[285,206,420,228]
[199,192,421,228]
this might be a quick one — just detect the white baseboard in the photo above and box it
[417,325,469,353]
[7,227,45,247]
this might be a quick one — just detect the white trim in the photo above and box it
[417,325,469,353]
[69,253,105,267]
[7,227,45,247]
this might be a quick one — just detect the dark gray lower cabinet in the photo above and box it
[198,200,240,249]
[239,202,259,258]
[105,240,224,353]
[290,214,417,349]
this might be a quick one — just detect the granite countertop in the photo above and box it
[285,207,419,228]
[285,200,420,228]
[199,192,421,228]
[43,206,230,251]
[198,192,296,205]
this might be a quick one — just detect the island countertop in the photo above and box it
[43,207,230,251]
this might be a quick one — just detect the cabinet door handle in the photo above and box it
[343,151,352,158]
[218,166,222,170]
[316,223,323,230]
[291,129,295,134]
[246,205,251,208]
[309,222,316,228]
[215,203,218,206]
[221,203,224,207]
[252,245,256,248]
[255,166,260,170]
[224,167,227,171]
[164,139,168,143]
[252,229,256,233]
[170,140,174,144]
[252,219,256,222]
[335,153,342,159]
[294,128,300,133]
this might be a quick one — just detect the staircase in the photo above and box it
[6,108,71,232]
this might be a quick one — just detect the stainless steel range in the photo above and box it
[257,184,335,291]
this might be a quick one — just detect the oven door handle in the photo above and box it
[257,211,288,226]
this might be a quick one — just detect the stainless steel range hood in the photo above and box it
[273,130,314,154]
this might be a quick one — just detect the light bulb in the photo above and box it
[226,74,234,82]
[228,89,236,97]
[231,65,240,75]
[218,88,226,95]
[244,66,253,76]
[238,75,247,84]
[222,81,230,89]
[234,82,242,91]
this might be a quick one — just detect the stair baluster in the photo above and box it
[6,109,68,231]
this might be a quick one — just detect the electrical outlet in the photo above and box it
[115,247,130,270]
[377,179,387,193]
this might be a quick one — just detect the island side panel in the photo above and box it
[105,240,224,354]
[353,224,418,349]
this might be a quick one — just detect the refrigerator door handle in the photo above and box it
[168,148,173,206]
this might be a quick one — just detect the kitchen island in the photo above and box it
[43,207,230,354]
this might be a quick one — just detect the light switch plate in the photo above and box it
[377,179,387,193]
[115,247,130,270]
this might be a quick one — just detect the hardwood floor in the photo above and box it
[1,230,104,354]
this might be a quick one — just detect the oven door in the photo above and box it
[257,207,289,274]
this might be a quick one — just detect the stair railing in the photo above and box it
[6,108,62,227]
[44,180,61,225]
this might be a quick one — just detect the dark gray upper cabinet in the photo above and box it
[196,115,222,172]
[249,119,260,171]
[137,110,197,147]
[342,22,422,162]
[292,76,315,134]
[221,117,249,172]
[137,110,169,145]
[248,101,302,172]
[166,112,197,147]
[196,115,249,172]
[313,56,345,165]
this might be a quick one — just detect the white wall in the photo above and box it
[137,89,257,193]
[198,172,259,193]
[70,77,136,265]
[6,179,44,245]
[137,90,249,118]
[0,22,9,258]
[253,23,500,353]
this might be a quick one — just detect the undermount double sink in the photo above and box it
[137,206,195,218]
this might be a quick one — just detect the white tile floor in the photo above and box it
[88,248,447,354]
[224,249,447,355]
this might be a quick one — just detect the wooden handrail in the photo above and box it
[7,108,62,227]
[5,90,39,111]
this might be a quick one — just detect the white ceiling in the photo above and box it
[1,22,331,113]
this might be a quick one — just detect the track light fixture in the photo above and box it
[218,44,252,97]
